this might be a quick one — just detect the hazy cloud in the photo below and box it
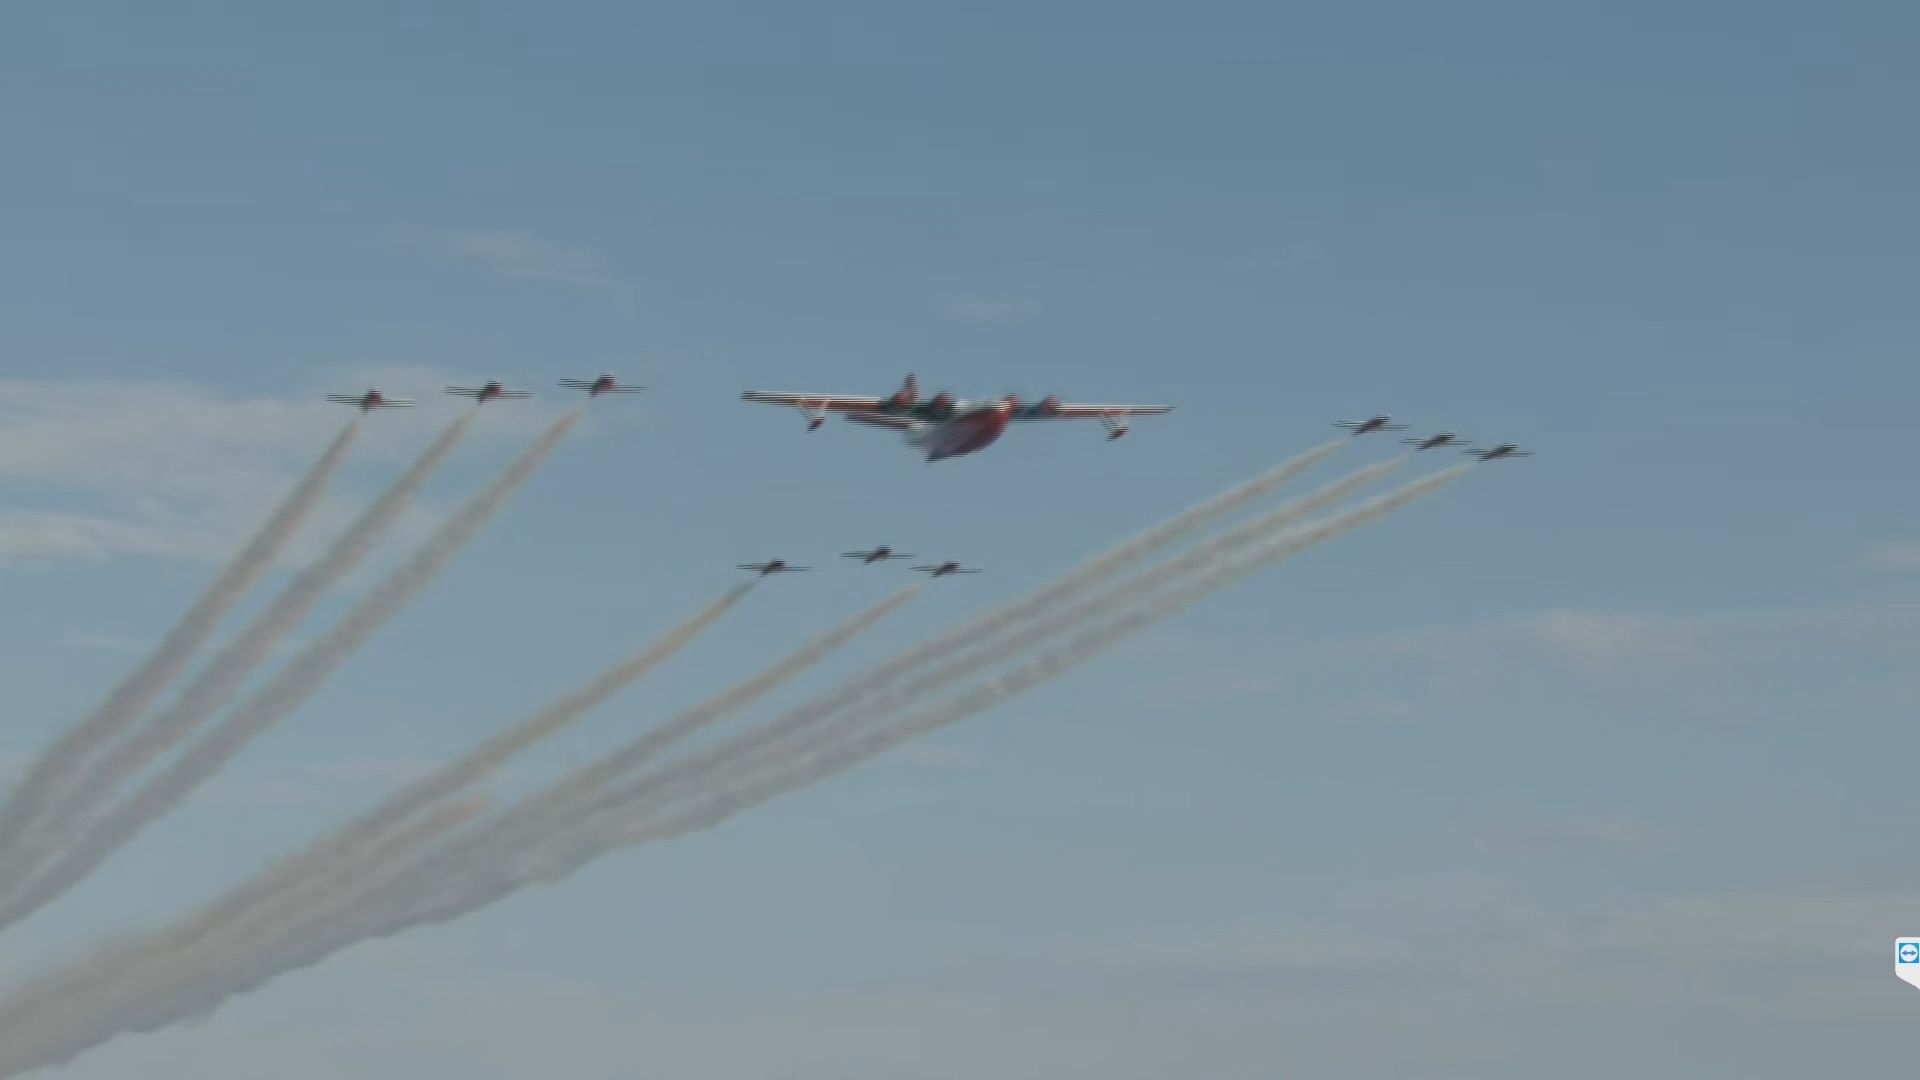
[0,374,570,569]
[445,231,619,289]
[1860,540,1920,572]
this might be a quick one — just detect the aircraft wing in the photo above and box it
[843,413,915,430]
[741,390,887,412]
[1010,403,1174,421]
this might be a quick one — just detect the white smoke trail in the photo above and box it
[0,413,474,892]
[577,464,1477,854]
[0,419,363,878]
[94,454,1382,972]
[706,438,1349,760]
[0,410,577,934]
[566,457,1407,825]
[240,582,924,956]
[0,458,1453,1077]
[40,466,1469,1066]
[138,582,753,957]
[0,581,921,1075]
[0,793,493,1072]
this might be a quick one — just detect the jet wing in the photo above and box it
[1009,403,1174,421]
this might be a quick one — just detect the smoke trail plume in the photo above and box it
[0,419,362,878]
[249,582,922,953]
[0,413,473,891]
[144,582,753,956]
[580,464,1476,853]
[0,581,919,1075]
[711,439,1348,760]
[0,461,1458,1078]
[89,454,1379,979]
[0,794,493,1074]
[0,410,576,934]
[599,457,1407,817]
[47,466,1469,1061]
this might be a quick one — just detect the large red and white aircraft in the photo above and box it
[740,374,1173,461]
[445,379,533,403]
[559,373,645,397]
[326,388,414,411]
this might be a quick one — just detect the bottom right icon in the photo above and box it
[1896,939,1920,991]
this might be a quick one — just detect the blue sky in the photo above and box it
[1,1,1916,1075]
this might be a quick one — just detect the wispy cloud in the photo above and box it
[0,374,570,569]
[1117,598,1919,731]
[445,231,619,289]
[1860,540,1920,572]
[1468,812,1660,859]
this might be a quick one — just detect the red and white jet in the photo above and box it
[559,373,645,397]
[325,388,415,411]
[737,559,810,575]
[912,561,982,577]
[740,373,1174,461]
[445,380,533,403]
[842,545,917,564]
[1334,415,1408,436]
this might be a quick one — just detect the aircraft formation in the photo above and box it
[0,360,1537,1075]
[328,374,1530,464]
[739,552,982,577]
[1335,415,1531,458]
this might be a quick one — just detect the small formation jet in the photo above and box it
[1465,443,1532,461]
[1334,415,1408,436]
[445,380,533,403]
[326,388,414,411]
[842,545,916,564]
[558,373,646,397]
[912,561,983,577]
[737,559,810,575]
[740,373,1174,461]
[1402,431,1467,451]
